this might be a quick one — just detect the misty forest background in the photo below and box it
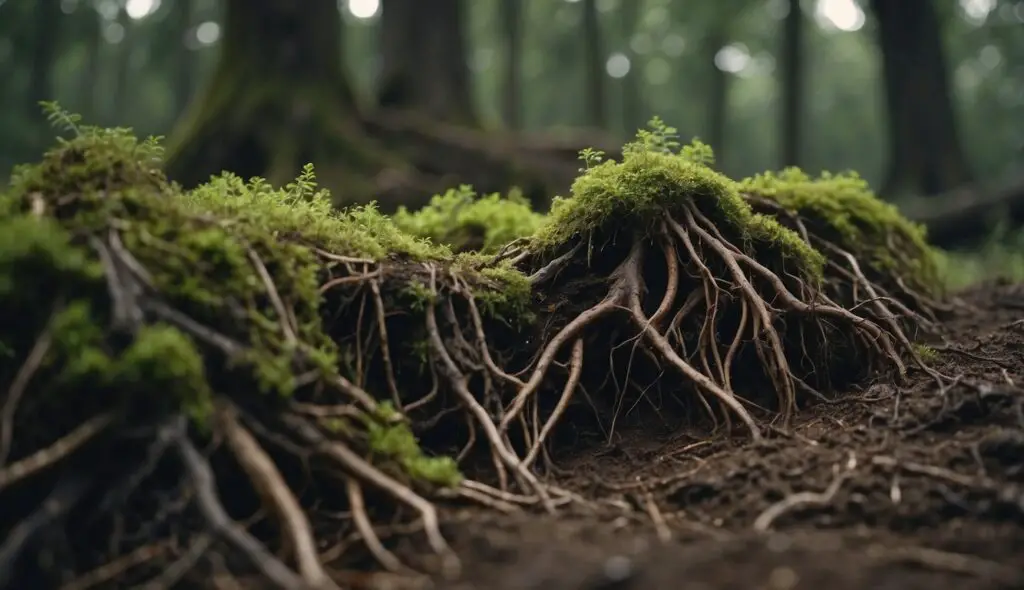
[0,0,1022,285]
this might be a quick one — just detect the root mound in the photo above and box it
[0,112,945,589]
[498,135,920,448]
[739,168,948,334]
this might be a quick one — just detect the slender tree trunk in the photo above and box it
[780,0,804,168]
[28,0,61,116]
[868,0,972,196]
[78,8,102,119]
[172,0,196,118]
[377,0,477,125]
[705,31,728,165]
[582,0,606,129]
[110,7,135,123]
[619,0,643,136]
[500,0,523,130]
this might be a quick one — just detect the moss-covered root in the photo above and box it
[739,168,948,328]
[504,131,910,443]
[0,111,486,588]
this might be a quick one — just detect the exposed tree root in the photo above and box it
[0,117,952,588]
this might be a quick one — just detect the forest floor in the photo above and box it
[409,280,1024,590]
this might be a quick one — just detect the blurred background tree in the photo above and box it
[0,0,1021,227]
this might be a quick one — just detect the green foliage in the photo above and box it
[535,122,825,280]
[738,167,941,293]
[392,185,545,254]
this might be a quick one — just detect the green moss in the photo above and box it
[184,164,451,262]
[738,168,941,293]
[533,138,825,280]
[392,185,545,254]
[913,343,939,363]
[363,402,462,488]
[0,107,474,488]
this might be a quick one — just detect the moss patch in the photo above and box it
[738,168,941,298]
[393,185,545,254]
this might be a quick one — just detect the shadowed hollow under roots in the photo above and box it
[0,121,945,589]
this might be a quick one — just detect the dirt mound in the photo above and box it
[2,112,1014,590]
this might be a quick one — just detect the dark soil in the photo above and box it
[415,280,1024,590]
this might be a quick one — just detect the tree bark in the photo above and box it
[165,0,397,199]
[582,0,606,129]
[500,0,523,130]
[377,0,477,126]
[28,0,61,117]
[780,0,804,168]
[868,0,972,196]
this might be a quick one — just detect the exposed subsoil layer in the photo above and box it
[423,280,1024,590]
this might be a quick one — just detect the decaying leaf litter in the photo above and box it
[1,110,1019,590]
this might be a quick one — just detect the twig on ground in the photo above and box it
[753,454,856,531]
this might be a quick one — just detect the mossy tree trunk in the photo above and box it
[582,0,607,129]
[779,0,804,168]
[377,0,477,126]
[869,0,973,196]
[500,0,523,130]
[164,0,398,201]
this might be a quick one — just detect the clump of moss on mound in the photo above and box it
[500,122,914,445]
[0,107,536,588]
[738,168,946,332]
[392,184,545,253]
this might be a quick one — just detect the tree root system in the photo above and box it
[0,115,959,589]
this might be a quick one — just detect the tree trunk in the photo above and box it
[28,0,61,117]
[618,0,643,136]
[780,0,804,168]
[110,7,135,124]
[705,31,728,165]
[377,0,477,126]
[500,0,523,130]
[172,0,196,118]
[165,0,397,200]
[582,0,606,129]
[868,0,972,196]
[78,7,102,119]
